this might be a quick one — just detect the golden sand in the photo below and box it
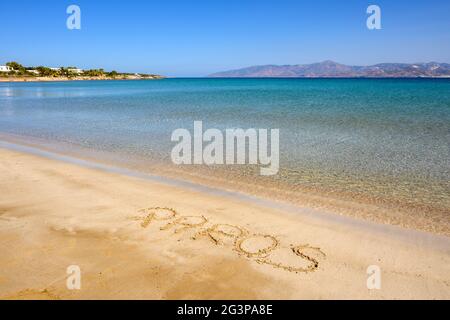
[0,147,449,299]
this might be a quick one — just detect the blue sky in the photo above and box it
[1,0,449,76]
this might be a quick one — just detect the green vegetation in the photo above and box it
[35,66,59,77]
[83,69,105,77]
[108,70,119,78]
[1,61,163,80]
[6,61,27,75]
[6,61,25,71]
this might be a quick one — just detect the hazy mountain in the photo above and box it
[209,61,450,78]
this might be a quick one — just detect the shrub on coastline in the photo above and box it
[1,61,164,80]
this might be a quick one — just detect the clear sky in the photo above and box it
[1,0,449,76]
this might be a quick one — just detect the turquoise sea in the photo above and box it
[0,78,449,233]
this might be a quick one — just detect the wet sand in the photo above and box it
[0,146,449,299]
[1,132,448,237]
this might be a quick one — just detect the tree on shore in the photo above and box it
[59,67,77,78]
[83,69,105,77]
[6,61,27,75]
[6,61,25,71]
[35,66,59,77]
[108,70,118,78]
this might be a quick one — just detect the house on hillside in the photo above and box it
[0,65,13,72]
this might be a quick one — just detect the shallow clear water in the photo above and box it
[0,78,449,231]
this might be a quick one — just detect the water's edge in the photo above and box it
[1,139,448,253]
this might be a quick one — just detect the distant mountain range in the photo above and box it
[209,61,450,78]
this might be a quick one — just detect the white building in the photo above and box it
[68,68,83,74]
[0,65,13,72]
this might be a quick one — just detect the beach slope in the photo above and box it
[0,147,448,299]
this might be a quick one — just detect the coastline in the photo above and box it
[0,140,449,299]
[0,75,164,82]
[2,76,449,83]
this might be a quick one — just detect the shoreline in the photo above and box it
[0,138,448,248]
[0,76,164,82]
[0,132,447,237]
[0,141,449,299]
[2,77,450,82]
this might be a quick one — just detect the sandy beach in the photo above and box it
[0,144,449,300]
